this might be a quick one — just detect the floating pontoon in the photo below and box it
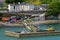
[5,31,60,38]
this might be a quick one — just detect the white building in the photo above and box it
[8,4,34,12]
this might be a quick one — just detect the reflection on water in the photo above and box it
[0,23,60,40]
[37,23,60,31]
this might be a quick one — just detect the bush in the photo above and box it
[0,8,8,10]
[46,1,60,16]
[0,13,3,17]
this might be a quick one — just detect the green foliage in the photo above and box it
[40,0,52,4]
[33,1,41,6]
[53,0,59,2]
[0,13,3,17]
[5,0,59,4]
[5,0,24,4]
[24,0,31,3]
[3,3,8,7]
[5,0,15,4]
[26,19,32,23]
[15,0,24,3]
[24,0,34,3]
[40,0,59,4]
[0,8,8,10]
[46,1,60,16]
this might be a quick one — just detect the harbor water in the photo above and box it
[0,23,60,40]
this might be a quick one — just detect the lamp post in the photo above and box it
[13,3,15,11]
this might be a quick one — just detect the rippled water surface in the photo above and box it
[0,23,60,40]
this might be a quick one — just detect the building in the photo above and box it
[0,0,5,2]
[0,0,5,8]
[8,4,34,12]
[0,2,4,8]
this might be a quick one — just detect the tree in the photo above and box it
[32,0,41,6]
[0,13,3,17]
[15,0,24,3]
[40,0,59,4]
[5,0,15,4]
[24,0,33,3]
[5,0,24,4]
[40,0,52,4]
[46,1,60,16]
[24,0,41,6]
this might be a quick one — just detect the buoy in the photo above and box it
[47,27,54,32]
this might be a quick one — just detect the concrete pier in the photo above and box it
[5,31,60,38]
[30,20,60,25]
[0,22,24,27]
[5,31,20,37]
[0,20,60,27]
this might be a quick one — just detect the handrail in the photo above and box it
[22,22,38,32]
